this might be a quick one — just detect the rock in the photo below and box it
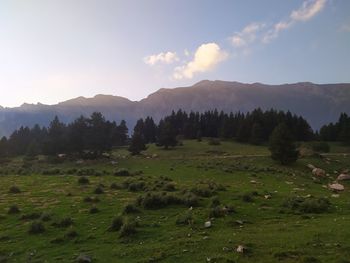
[312,168,326,177]
[307,164,316,170]
[264,195,271,199]
[331,194,340,198]
[236,245,245,253]
[328,183,345,191]
[204,221,212,228]
[152,154,158,158]
[337,174,350,181]
[76,254,92,263]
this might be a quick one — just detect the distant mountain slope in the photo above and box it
[1,80,349,137]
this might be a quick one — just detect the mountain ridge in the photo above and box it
[0,80,349,137]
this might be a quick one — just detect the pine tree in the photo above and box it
[269,123,298,165]
[0,137,8,158]
[250,122,264,145]
[157,121,177,149]
[128,132,146,155]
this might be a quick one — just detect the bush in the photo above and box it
[89,206,99,214]
[109,216,124,232]
[8,205,20,214]
[282,196,331,214]
[311,142,330,153]
[163,182,176,192]
[181,192,199,207]
[138,192,199,209]
[209,196,221,207]
[42,168,61,175]
[123,203,140,214]
[110,182,122,190]
[242,192,255,202]
[119,219,137,238]
[28,221,45,234]
[21,212,42,220]
[9,186,21,194]
[208,138,221,145]
[78,176,90,185]
[94,186,104,194]
[40,213,52,222]
[53,217,73,228]
[176,211,193,225]
[114,168,130,177]
[128,182,146,192]
[65,229,78,239]
[83,196,100,203]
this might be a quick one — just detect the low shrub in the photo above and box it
[42,168,61,175]
[123,203,140,214]
[114,168,130,177]
[78,176,90,185]
[40,213,52,222]
[53,217,73,228]
[21,212,41,220]
[176,211,193,225]
[83,196,100,203]
[282,196,331,214]
[137,191,199,209]
[89,206,99,214]
[65,229,78,239]
[28,221,45,234]
[110,182,123,190]
[208,138,221,145]
[94,186,104,194]
[242,192,255,203]
[163,182,176,191]
[9,186,21,194]
[8,205,20,214]
[128,182,146,192]
[109,215,124,232]
[119,219,137,238]
[311,142,330,153]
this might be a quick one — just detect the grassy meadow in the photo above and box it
[0,139,350,262]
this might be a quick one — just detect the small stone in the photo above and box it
[312,168,326,177]
[337,174,350,181]
[76,254,92,263]
[236,245,245,253]
[204,221,212,228]
[328,183,345,191]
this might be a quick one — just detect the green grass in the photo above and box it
[0,139,350,262]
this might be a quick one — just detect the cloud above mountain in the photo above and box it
[173,43,228,80]
[144,0,328,80]
[144,51,179,65]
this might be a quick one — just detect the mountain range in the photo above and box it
[1,80,350,137]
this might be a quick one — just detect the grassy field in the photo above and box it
[0,140,350,262]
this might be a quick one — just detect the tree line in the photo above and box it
[319,113,350,145]
[131,108,314,146]
[0,108,349,159]
[0,112,128,158]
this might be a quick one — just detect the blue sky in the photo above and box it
[0,0,349,107]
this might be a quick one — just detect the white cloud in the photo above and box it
[291,0,327,21]
[144,51,179,65]
[173,43,228,80]
[230,22,265,47]
[262,0,326,43]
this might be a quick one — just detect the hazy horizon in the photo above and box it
[1,0,350,107]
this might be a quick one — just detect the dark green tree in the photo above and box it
[128,132,146,155]
[0,136,8,157]
[269,123,298,165]
[157,120,177,149]
[250,122,264,145]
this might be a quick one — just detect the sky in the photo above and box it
[0,0,349,107]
